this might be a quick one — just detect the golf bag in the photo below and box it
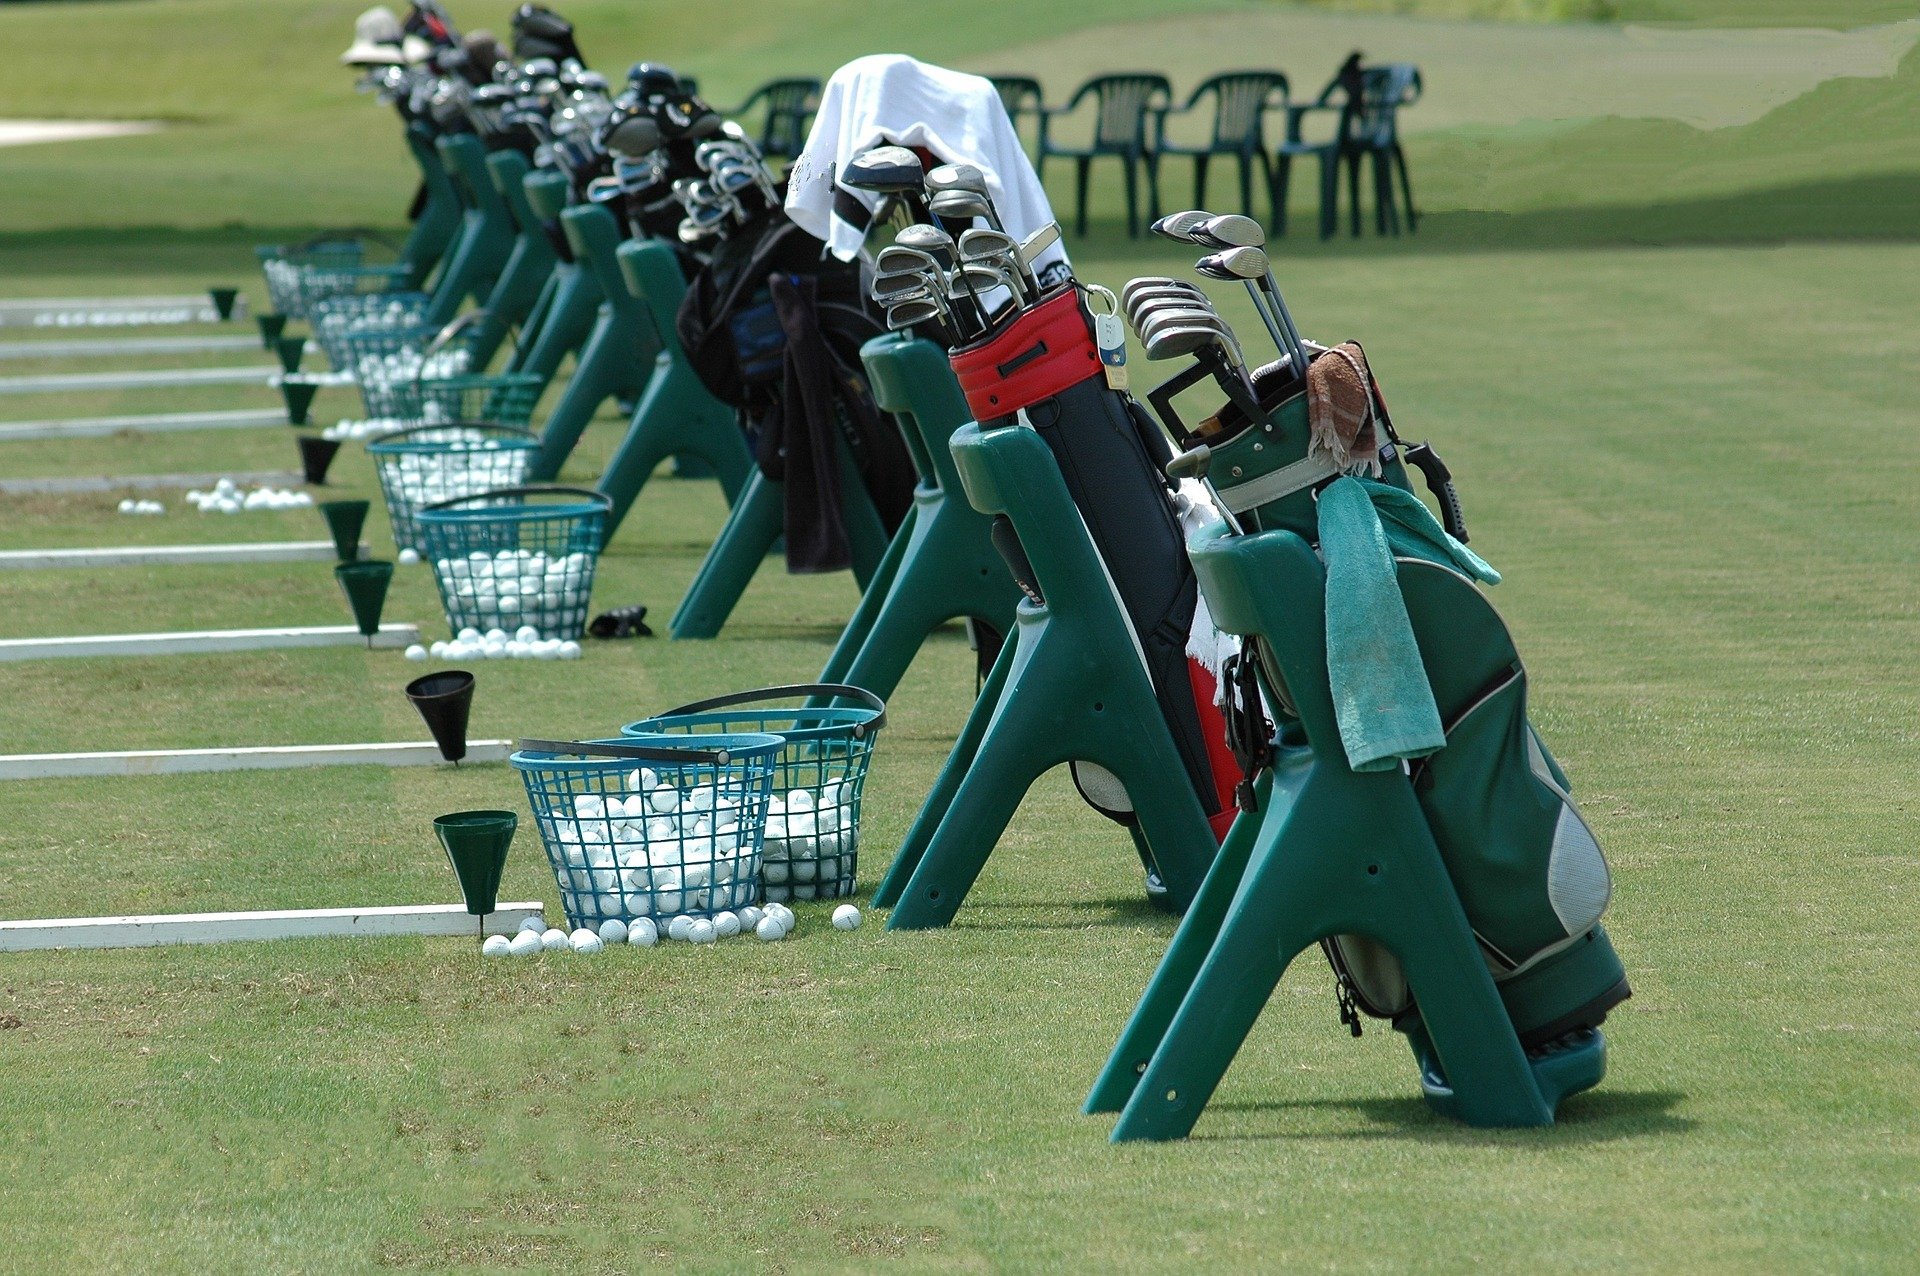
[677,208,916,570]
[1185,356,1629,1049]
[949,287,1240,843]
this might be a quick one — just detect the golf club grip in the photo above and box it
[1405,443,1469,543]
[652,683,887,733]
[517,738,735,766]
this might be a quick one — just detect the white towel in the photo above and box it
[784,54,1069,280]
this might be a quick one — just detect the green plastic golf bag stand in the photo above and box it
[667,436,894,640]
[527,203,660,482]
[876,416,1222,926]
[1090,368,1625,1139]
[466,150,558,368]
[594,239,753,547]
[814,334,1020,700]
[400,122,461,287]
[503,170,600,384]
[427,135,516,326]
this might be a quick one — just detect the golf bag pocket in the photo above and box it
[727,296,787,388]
[949,288,1102,423]
[1413,668,1613,975]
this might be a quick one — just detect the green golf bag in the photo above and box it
[1165,357,1629,1052]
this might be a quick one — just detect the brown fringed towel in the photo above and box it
[1306,341,1381,477]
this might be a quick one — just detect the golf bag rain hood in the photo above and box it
[952,288,1239,842]
[785,55,1069,283]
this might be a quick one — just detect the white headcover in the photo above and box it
[785,54,1068,278]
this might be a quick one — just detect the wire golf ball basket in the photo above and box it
[256,239,364,316]
[385,371,545,428]
[513,734,784,929]
[416,485,610,639]
[309,292,435,370]
[369,423,541,554]
[286,263,417,319]
[623,684,887,903]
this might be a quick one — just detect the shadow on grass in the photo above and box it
[1201,1087,1693,1144]
[950,894,1170,931]
[1065,171,1920,259]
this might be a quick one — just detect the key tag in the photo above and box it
[1085,285,1129,391]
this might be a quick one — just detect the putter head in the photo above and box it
[842,145,926,195]
[1196,213,1266,249]
[1151,210,1218,243]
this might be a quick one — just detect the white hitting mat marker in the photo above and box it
[0,470,301,495]
[0,365,278,395]
[0,408,286,441]
[0,541,367,570]
[0,623,421,662]
[0,292,239,329]
[0,739,511,781]
[0,902,544,952]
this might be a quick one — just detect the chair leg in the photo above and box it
[1122,154,1140,237]
[1192,154,1210,210]
[1074,157,1092,237]
[1346,150,1363,238]
[1373,149,1397,236]
[1145,151,1163,226]
[1236,151,1255,218]
[1394,143,1418,233]
[1271,154,1291,238]
[1317,153,1338,240]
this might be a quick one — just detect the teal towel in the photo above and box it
[1318,477,1500,772]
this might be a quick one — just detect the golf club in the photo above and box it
[1194,248,1298,374]
[925,163,1004,229]
[897,224,987,335]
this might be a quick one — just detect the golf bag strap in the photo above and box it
[948,288,1102,422]
[654,683,887,734]
[1217,452,1342,514]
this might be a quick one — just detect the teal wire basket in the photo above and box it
[623,684,886,902]
[256,239,363,315]
[369,423,540,554]
[416,485,610,640]
[513,734,784,927]
[309,292,434,370]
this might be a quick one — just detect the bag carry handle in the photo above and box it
[518,737,738,767]
[654,683,887,735]
[421,484,612,513]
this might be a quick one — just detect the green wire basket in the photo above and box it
[256,239,363,315]
[309,292,434,369]
[513,734,784,928]
[385,371,544,428]
[622,684,887,902]
[416,485,610,640]
[369,423,540,554]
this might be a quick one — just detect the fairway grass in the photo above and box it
[2,0,1918,1268]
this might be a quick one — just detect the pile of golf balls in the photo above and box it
[541,776,768,922]
[352,345,472,390]
[313,298,427,335]
[760,783,860,901]
[183,479,313,514]
[323,417,410,441]
[411,625,581,661]
[432,548,596,631]
[116,498,165,515]
[482,904,813,956]
[379,440,531,521]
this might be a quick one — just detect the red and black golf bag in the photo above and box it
[949,287,1241,847]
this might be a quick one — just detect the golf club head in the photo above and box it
[1122,275,1206,304]
[925,162,989,196]
[928,188,994,224]
[1138,307,1234,344]
[887,299,946,331]
[1144,324,1239,362]
[957,228,1019,262]
[872,275,934,303]
[1018,221,1062,266]
[1129,298,1224,339]
[875,245,943,278]
[1195,213,1266,249]
[842,145,926,195]
[894,224,957,267]
[1151,209,1219,243]
[1124,285,1215,318]
[1195,245,1270,282]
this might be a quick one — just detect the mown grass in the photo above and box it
[0,2,1916,1271]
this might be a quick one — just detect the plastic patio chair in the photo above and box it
[987,75,1045,154]
[1036,73,1172,237]
[1276,58,1421,239]
[720,77,823,160]
[1150,71,1289,225]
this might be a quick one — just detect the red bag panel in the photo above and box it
[948,288,1102,422]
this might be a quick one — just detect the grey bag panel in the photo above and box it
[1324,934,1412,1019]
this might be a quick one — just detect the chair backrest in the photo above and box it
[1188,71,1288,149]
[1070,73,1173,150]
[735,77,822,158]
[987,75,1044,122]
[1353,64,1420,146]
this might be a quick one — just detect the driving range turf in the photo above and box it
[1,1,1917,1270]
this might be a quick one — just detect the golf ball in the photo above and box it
[627,917,659,947]
[765,902,795,930]
[559,640,581,660]
[687,919,717,944]
[508,931,542,957]
[832,904,862,931]
[517,916,546,935]
[712,910,741,938]
[667,914,694,941]
[568,928,604,954]
[755,915,786,942]
[540,927,569,952]
[404,644,428,661]
[737,906,763,930]
[398,548,421,565]
[597,918,628,944]
[482,934,512,957]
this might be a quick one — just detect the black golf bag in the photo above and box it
[949,287,1240,843]
[677,208,916,571]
